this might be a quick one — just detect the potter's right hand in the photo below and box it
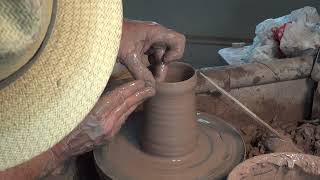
[117,19,186,87]
[51,80,155,158]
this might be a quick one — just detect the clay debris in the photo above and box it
[291,123,320,156]
[241,121,320,158]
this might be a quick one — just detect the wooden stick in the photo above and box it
[200,72,282,138]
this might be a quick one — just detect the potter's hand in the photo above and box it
[118,19,186,86]
[51,80,155,158]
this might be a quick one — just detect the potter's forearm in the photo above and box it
[0,149,66,180]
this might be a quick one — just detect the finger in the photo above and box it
[102,115,115,139]
[109,103,139,137]
[106,87,154,138]
[125,87,155,108]
[163,46,184,62]
[111,96,146,137]
[147,47,165,65]
[103,87,154,133]
[147,30,186,63]
[103,87,155,120]
[163,33,186,62]
[154,63,168,82]
[147,46,167,82]
[147,46,166,63]
[93,80,145,116]
[154,48,166,62]
[121,53,155,87]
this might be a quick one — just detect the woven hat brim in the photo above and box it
[0,0,122,170]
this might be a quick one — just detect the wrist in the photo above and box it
[50,140,71,166]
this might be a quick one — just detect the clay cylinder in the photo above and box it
[142,62,198,157]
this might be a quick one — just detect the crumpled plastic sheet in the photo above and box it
[245,6,320,62]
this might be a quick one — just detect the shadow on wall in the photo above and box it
[123,0,320,68]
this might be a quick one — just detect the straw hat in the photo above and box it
[0,0,122,170]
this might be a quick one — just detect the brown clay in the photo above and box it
[94,62,245,180]
[228,153,320,180]
[142,62,198,157]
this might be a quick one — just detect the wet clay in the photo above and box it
[142,62,198,157]
[94,62,245,180]
[228,153,320,180]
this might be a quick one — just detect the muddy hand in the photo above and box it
[117,19,186,86]
[51,80,155,158]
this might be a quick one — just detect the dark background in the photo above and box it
[123,0,320,68]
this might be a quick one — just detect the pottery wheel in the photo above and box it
[94,112,245,180]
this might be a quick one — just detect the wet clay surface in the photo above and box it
[228,153,320,180]
[94,113,245,180]
[142,63,198,157]
[94,63,245,180]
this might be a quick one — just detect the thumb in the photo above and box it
[120,53,155,87]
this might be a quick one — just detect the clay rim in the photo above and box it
[227,152,320,180]
[156,62,197,94]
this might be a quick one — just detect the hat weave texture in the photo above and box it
[0,0,122,170]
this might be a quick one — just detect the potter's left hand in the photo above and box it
[1,80,154,180]
[51,80,155,159]
[118,19,186,86]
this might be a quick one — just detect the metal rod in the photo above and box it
[186,34,252,46]
[200,72,282,138]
